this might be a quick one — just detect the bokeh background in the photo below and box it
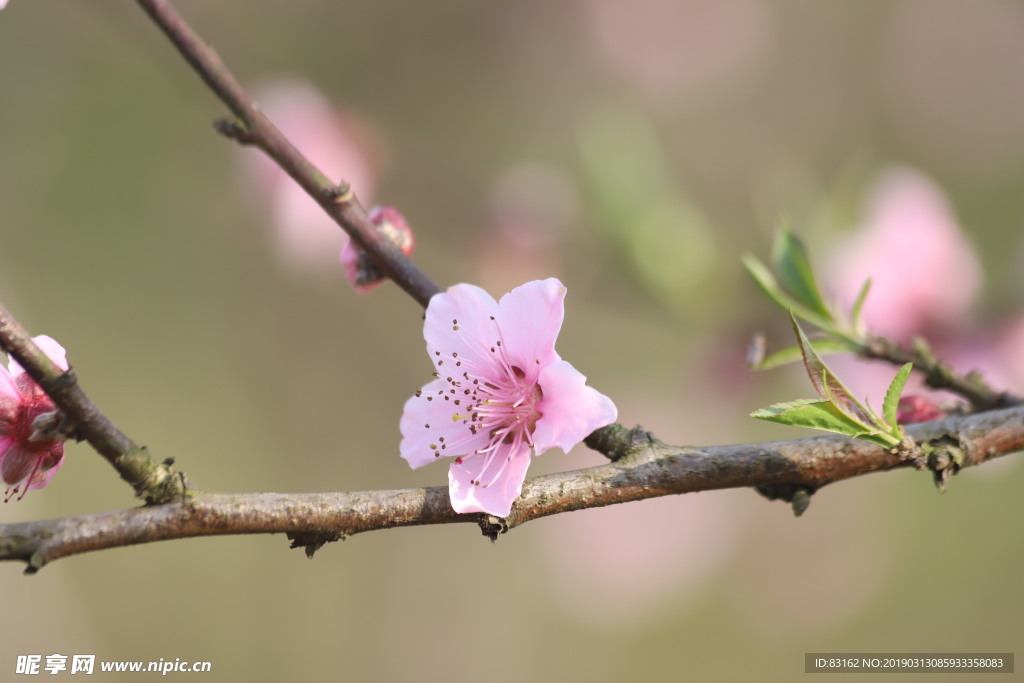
[1,1,1023,681]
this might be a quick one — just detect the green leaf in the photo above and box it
[742,254,789,308]
[790,314,878,429]
[849,277,872,337]
[752,338,856,371]
[753,399,870,438]
[742,255,834,330]
[882,362,914,429]
[771,227,832,321]
[751,398,899,448]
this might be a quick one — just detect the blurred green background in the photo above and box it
[1,1,1023,681]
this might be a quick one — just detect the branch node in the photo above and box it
[330,184,354,205]
[287,531,346,558]
[213,117,256,145]
[755,484,816,517]
[26,552,45,575]
[924,437,964,493]
[584,423,655,462]
[122,447,191,505]
[478,515,508,541]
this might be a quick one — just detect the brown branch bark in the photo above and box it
[5,404,1021,573]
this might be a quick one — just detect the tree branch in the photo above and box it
[5,404,1021,572]
[135,0,442,308]
[3,0,1016,576]
[0,303,184,504]
[862,334,1020,411]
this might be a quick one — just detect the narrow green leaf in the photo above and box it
[772,227,832,321]
[882,363,914,429]
[752,398,872,438]
[790,314,876,429]
[849,277,872,337]
[752,398,900,448]
[742,255,790,308]
[742,255,834,329]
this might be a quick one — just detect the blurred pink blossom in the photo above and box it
[341,206,415,294]
[400,278,617,516]
[828,167,982,343]
[994,314,1024,390]
[241,79,379,276]
[0,336,68,501]
[941,312,1024,396]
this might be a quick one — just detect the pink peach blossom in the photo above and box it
[400,278,617,517]
[0,336,68,501]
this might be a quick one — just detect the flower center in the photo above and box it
[0,383,52,447]
[475,365,543,448]
[427,316,544,488]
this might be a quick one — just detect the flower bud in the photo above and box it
[341,206,415,293]
[896,395,945,424]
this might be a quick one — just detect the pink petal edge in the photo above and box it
[447,444,533,517]
[8,335,69,377]
[493,278,565,380]
[532,360,618,453]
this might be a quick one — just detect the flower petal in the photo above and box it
[494,278,565,379]
[400,378,489,469]
[423,283,501,369]
[0,443,36,486]
[0,365,17,400]
[532,360,618,453]
[447,443,533,517]
[26,444,64,490]
[8,335,69,377]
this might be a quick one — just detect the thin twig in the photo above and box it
[862,335,1021,411]
[4,404,1022,572]
[135,0,442,309]
[0,304,185,503]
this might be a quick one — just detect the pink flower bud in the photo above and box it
[896,395,946,424]
[340,206,415,293]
